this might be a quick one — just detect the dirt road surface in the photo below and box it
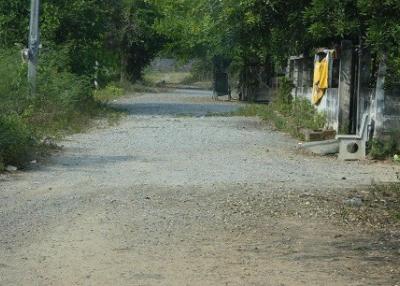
[0,90,399,285]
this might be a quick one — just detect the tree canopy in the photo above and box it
[153,0,400,79]
[0,0,163,83]
[1,0,400,84]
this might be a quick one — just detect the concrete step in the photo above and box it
[298,139,340,156]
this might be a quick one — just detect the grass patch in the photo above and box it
[234,104,267,117]
[234,78,326,140]
[94,84,124,103]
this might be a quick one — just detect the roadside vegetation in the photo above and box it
[153,0,400,158]
[236,84,400,160]
[0,0,164,171]
[368,134,400,161]
[0,49,122,171]
[2,0,400,169]
[153,0,400,92]
[235,79,326,140]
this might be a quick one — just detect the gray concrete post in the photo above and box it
[302,59,310,88]
[292,60,299,98]
[357,48,372,131]
[28,0,40,95]
[338,40,353,133]
[373,54,387,139]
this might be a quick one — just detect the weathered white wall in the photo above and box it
[382,87,400,135]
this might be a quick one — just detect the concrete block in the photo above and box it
[337,137,367,161]
[298,139,340,156]
[336,114,369,160]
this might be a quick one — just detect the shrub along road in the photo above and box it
[0,90,399,285]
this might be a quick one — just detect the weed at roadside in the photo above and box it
[0,48,123,169]
[368,131,400,160]
[233,78,326,139]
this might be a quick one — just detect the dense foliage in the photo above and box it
[2,0,399,98]
[153,0,400,82]
[0,0,164,169]
[0,48,98,169]
[0,0,163,82]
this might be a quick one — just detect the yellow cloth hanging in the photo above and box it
[312,57,329,105]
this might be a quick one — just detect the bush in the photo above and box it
[0,50,32,168]
[274,77,294,115]
[0,47,117,169]
[94,84,124,102]
[32,74,93,135]
[368,134,400,160]
[291,98,327,131]
[268,78,326,138]
[0,115,35,168]
[0,49,29,116]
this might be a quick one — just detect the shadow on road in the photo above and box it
[111,89,240,117]
[115,102,238,117]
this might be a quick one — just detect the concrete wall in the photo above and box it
[322,89,340,131]
[357,48,372,132]
[337,41,353,133]
[385,86,400,115]
[255,50,400,139]
[353,53,400,140]
[288,56,340,131]
[382,86,400,134]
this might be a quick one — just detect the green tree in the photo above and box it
[0,0,163,83]
[0,1,29,47]
[117,0,165,82]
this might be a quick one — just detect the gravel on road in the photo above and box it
[0,90,399,285]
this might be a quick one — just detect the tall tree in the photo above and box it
[0,0,164,83]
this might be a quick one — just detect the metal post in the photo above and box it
[28,0,40,95]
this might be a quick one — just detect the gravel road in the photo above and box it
[0,89,399,285]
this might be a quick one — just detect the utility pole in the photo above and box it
[28,0,40,95]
